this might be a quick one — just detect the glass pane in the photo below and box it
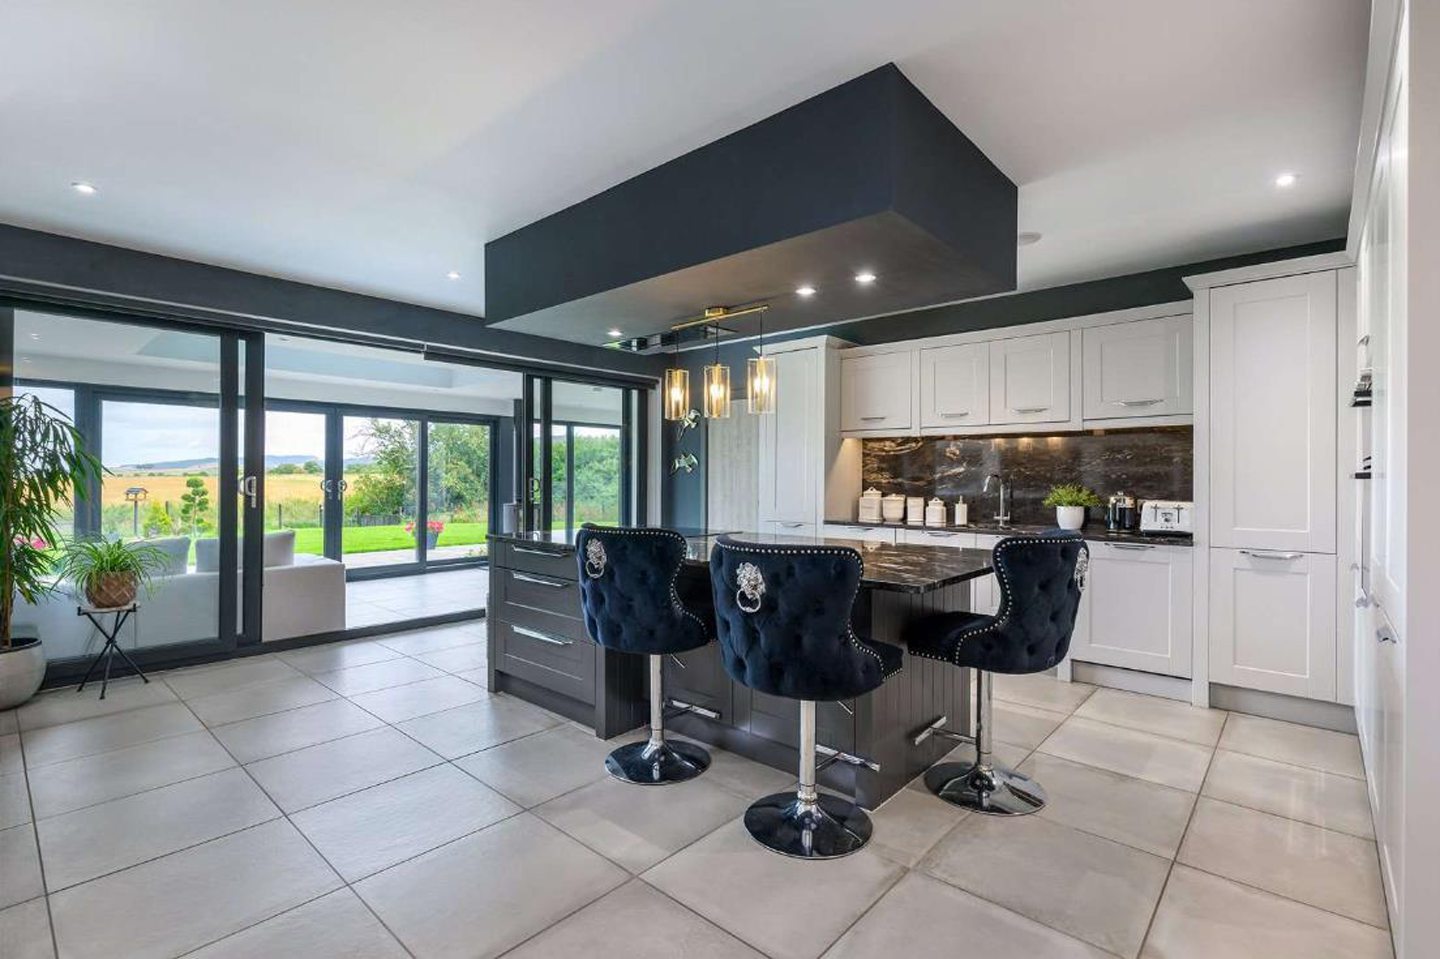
[571,426,623,526]
[427,421,491,560]
[13,383,78,542]
[551,423,569,531]
[265,410,328,556]
[100,401,220,542]
[341,415,419,568]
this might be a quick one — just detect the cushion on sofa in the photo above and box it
[146,536,191,575]
[195,530,298,572]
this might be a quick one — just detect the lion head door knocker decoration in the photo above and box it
[1073,544,1090,591]
[735,562,766,614]
[584,539,608,579]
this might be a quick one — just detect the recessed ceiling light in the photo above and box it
[71,181,97,195]
[607,328,623,338]
[29,332,40,340]
[1017,231,1042,246]
[795,285,817,297]
[445,270,461,280]
[854,272,877,285]
[1274,172,1298,188]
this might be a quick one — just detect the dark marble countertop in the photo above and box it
[490,528,993,594]
[822,518,1193,548]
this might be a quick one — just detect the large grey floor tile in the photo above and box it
[993,701,1070,750]
[0,897,54,959]
[163,658,302,701]
[866,785,970,867]
[991,673,1095,713]
[413,643,488,674]
[17,679,177,731]
[313,658,446,696]
[49,820,341,959]
[185,675,338,727]
[690,743,796,802]
[1218,713,1365,779]
[210,698,383,764]
[824,871,1111,959]
[356,813,626,959]
[1021,751,1197,858]
[1177,797,1388,927]
[0,710,15,736]
[0,771,31,830]
[507,879,763,959]
[36,768,279,891]
[185,889,407,959]
[293,764,519,881]
[535,775,747,873]
[1202,750,1374,838]
[1141,865,1393,959]
[20,702,202,769]
[455,724,612,807]
[348,675,487,723]
[244,726,441,813]
[1040,716,1213,792]
[1075,688,1227,746]
[0,823,44,909]
[373,625,485,657]
[920,811,1170,957]
[397,696,561,759]
[0,732,23,777]
[27,730,235,819]
[277,640,403,675]
[644,819,903,959]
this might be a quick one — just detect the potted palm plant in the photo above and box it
[1042,483,1102,531]
[1,394,102,709]
[58,539,170,610]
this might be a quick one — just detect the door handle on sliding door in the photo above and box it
[240,475,258,509]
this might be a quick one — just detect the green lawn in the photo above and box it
[287,522,490,555]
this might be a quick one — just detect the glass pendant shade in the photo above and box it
[702,362,731,419]
[663,367,690,421]
[747,355,777,414]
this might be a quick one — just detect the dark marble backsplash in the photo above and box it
[862,427,1192,525]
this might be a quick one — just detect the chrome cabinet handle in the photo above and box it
[512,624,573,646]
[512,545,563,557]
[1110,543,1157,551]
[1239,550,1303,561]
[1009,406,1050,414]
[938,411,970,418]
[512,571,571,588]
[859,415,887,422]
[776,522,806,528]
[1117,398,1164,407]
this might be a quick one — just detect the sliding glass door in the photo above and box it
[341,414,421,570]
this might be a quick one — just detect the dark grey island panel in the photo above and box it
[487,530,994,806]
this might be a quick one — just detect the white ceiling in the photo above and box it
[0,0,1368,333]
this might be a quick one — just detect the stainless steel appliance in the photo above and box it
[1106,491,1137,531]
[1139,500,1194,535]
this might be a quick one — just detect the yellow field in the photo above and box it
[99,472,348,507]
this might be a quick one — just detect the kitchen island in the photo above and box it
[486,529,993,807]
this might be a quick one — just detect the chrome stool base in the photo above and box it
[605,738,711,786]
[744,792,873,859]
[924,760,1047,816]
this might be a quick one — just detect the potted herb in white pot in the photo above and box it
[1,394,102,709]
[1042,484,1101,531]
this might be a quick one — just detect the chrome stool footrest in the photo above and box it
[743,792,873,859]
[924,759,1047,816]
[606,738,710,785]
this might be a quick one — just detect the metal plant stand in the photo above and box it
[75,604,147,699]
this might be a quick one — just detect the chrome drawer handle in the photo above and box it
[1239,550,1303,561]
[513,546,564,557]
[938,411,970,417]
[859,415,887,422]
[513,625,573,647]
[776,522,806,528]
[1110,543,1157,551]
[512,571,571,588]
[1009,406,1050,414]
[1117,398,1164,407]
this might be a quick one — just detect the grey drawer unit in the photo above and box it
[494,618,596,706]
[495,540,578,581]
[496,566,582,623]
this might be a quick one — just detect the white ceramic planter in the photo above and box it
[0,630,45,710]
[1055,506,1086,530]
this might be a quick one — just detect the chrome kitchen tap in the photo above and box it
[984,473,1011,527]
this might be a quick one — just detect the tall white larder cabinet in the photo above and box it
[1204,269,1345,700]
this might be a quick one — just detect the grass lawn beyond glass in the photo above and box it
[286,522,490,555]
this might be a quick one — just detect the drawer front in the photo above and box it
[822,524,898,544]
[899,528,975,548]
[495,542,579,580]
[495,618,596,705]
[498,567,583,622]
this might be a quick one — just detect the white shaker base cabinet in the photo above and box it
[1208,548,1337,700]
[1069,542,1194,678]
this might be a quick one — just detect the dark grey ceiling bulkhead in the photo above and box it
[482,63,1018,345]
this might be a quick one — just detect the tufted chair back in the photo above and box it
[574,525,709,655]
[708,536,889,702]
[965,533,1089,674]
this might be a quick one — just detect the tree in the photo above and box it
[302,459,322,474]
[346,420,417,520]
[142,501,175,538]
[270,463,301,475]
[428,423,490,519]
[178,475,212,535]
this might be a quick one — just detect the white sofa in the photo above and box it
[14,530,347,661]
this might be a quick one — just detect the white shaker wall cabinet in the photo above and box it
[839,350,914,434]
[920,343,991,430]
[1208,272,1337,553]
[1207,547,1337,700]
[988,331,1072,426]
[1082,316,1193,419]
[1068,542,1194,678]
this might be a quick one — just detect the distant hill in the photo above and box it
[116,453,326,472]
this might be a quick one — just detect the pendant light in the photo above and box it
[662,335,690,422]
[702,325,731,419]
[746,309,776,415]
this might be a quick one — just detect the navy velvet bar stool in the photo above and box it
[575,525,711,785]
[709,535,903,859]
[905,532,1089,816]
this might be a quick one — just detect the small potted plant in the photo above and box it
[58,539,170,610]
[1,394,103,709]
[405,519,445,549]
[1042,484,1101,531]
